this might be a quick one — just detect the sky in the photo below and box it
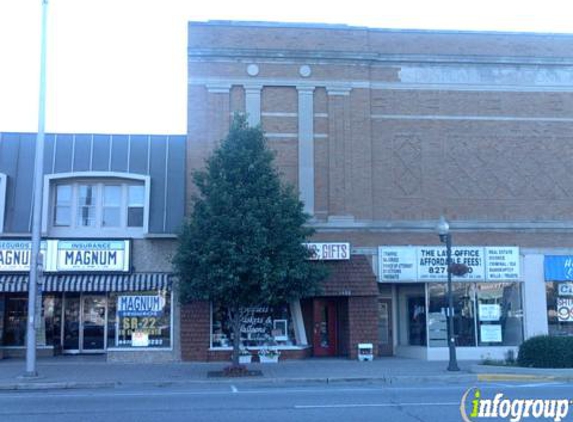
[0,0,572,135]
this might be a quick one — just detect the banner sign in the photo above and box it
[558,283,573,297]
[378,246,520,282]
[545,256,573,281]
[304,243,350,260]
[55,240,130,272]
[118,295,165,317]
[557,297,573,322]
[0,240,47,272]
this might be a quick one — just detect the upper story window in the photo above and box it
[52,181,145,230]
[44,173,150,238]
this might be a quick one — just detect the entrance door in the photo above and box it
[81,296,106,351]
[313,299,338,356]
[63,294,106,353]
[378,298,393,356]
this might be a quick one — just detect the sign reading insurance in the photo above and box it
[0,240,47,272]
[56,240,130,272]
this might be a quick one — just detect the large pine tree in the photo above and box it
[174,115,326,367]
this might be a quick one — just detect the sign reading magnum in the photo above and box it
[0,240,130,272]
[56,240,130,272]
[0,240,47,272]
[117,295,164,317]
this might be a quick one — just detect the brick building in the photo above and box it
[182,21,573,361]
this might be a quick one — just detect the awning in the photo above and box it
[0,273,172,293]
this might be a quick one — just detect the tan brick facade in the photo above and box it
[185,21,573,361]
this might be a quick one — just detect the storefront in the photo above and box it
[181,243,380,361]
[0,239,174,358]
[378,245,524,360]
[544,256,573,337]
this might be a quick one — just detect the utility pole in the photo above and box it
[25,0,49,378]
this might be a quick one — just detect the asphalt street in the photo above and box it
[0,381,571,422]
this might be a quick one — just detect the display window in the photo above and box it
[211,304,297,348]
[546,282,573,336]
[108,291,172,348]
[426,282,523,347]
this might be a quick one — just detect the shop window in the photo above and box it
[428,283,476,347]
[2,294,61,347]
[211,304,297,348]
[107,292,172,349]
[547,282,573,336]
[3,296,27,346]
[48,178,147,236]
[477,283,523,346]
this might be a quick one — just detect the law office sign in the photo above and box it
[0,240,47,272]
[54,240,130,272]
[378,246,520,282]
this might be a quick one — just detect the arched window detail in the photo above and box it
[42,172,150,237]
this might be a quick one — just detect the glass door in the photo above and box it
[63,294,81,352]
[81,296,106,351]
[62,294,107,353]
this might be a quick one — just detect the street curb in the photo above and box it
[0,381,116,391]
[476,374,562,382]
[0,374,481,391]
[470,364,573,382]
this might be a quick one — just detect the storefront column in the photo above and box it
[180,301,211,361]
[523,254,549,338]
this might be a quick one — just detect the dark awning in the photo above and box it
[0,273,172,293]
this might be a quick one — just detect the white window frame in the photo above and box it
[0,173,6,234]
[42,172,150,237]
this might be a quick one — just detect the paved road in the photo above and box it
[0,381,571,422]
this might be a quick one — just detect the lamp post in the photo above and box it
[436,216,460,372]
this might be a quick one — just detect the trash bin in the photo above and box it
[358,343,373,361]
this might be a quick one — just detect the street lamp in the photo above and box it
[436,216,460,372]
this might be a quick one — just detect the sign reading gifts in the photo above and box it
[304,243,350,260]
[0,239,130,272]
[378,246,520,282]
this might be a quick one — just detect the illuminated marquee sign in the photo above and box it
[56,240,130,272]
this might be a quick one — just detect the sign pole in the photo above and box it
[25,0,49,378]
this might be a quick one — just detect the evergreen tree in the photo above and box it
[174,115,326,367]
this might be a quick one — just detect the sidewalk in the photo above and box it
[0,356,569,390]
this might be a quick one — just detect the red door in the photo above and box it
[313,299,338,356]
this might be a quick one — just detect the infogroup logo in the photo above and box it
[460,388,572,422]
